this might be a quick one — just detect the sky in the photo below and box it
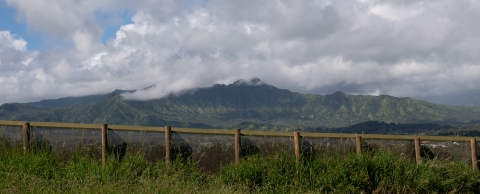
[1,0,480,106]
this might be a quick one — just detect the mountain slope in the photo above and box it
[27,89,133,108]
[1,79,480,128]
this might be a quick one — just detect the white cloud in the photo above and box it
[1,0,480,106]
[0,31,27,52]
[5,0,134,54]
[368,2,424,21]
[0,31,44,102]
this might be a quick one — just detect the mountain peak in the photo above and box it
[232,77,266,86]
[4,80,480,128]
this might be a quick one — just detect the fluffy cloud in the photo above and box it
[1,0,480,105]
[0,31,43,103]
[5,0,136,54]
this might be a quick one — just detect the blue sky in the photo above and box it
[0,2,42,50]
[0,1,132,50]
[0,0,479,106]
[94,11,133,45]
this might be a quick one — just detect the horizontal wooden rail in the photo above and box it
[0,120,102,130]
[173,127,236,135]
[109,124,164,132]
[1,120,479,141]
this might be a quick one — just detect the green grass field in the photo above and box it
[1,140,480,193]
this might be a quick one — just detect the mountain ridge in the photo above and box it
[1,78,480,129]
[27,89,134,108]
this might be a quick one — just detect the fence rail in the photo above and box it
[1,120,479,169]
[1,120,478,141]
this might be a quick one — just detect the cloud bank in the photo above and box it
[1,0,480,105]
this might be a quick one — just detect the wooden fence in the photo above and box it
[1,120,479,169]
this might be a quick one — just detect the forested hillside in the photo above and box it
[1,79,480,129]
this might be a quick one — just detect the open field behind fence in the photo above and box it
[1,120,479,173]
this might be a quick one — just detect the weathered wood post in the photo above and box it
[471,138,478,170]
[165,126,171,163]
[356,135,362,156]
[101,124,108,165]
[294,132,301,163]
[23,122,30,153]
[414,138,421,164]
[235,129,241,164]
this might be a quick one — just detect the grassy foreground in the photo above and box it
[1,147,480,193]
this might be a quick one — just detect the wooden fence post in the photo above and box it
[23,122,30,153]
[414,138,421,164]
[294,132,301,163]
[165,126,171,163]
[471,138,477,170]
[356,135,361,156]
[102,124,108,165]
[235,129,241,164]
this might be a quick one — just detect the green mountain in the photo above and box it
[27,89,134,108]
[1,79,480,129]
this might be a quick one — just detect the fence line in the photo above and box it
[2,120,478,141]
[1,120,479,169]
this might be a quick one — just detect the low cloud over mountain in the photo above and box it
[2,80,480,129]
[1,0,480,106]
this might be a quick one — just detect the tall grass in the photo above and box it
[1,138,480,193]
[218,151,480,193]
[0,145,226,193]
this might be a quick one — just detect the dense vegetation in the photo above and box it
[27,89,133,108]
[321,121,453,134]
[1,79,480,129]
[2,140,480,193]
[426,124,480,137]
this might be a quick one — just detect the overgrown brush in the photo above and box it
[217,151,480,193]
[0,146,217,193]
[1,141,480,193]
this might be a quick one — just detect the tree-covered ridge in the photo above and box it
[1,79,480,129]
[321,121,452,134]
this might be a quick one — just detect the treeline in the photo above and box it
[234,121,457,135]
[318,121,453,134]
[432,124,480,137]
